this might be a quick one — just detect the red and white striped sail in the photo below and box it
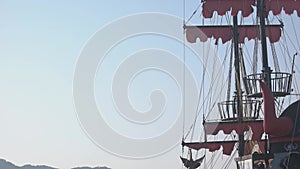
[183,141,236,155]
[184,140,265,156]
[202,0,300,18]
[201,0,255,18]
[186,25,281,44]
[186,0,300,44]
[205,120,264,140]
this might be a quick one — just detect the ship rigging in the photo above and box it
[180,0,300,169]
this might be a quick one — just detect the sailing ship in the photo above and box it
[180,0,300,168]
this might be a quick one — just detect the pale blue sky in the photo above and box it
[0,1,300,169]
[0,1,196,169]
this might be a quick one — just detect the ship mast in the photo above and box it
[258,0,272,88]
[233,15,244,157]
[258,0,271,167]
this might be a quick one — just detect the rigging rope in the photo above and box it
[252,17,259,74]
[181,3,187,169]
[242,43,255,72]
[222,149,238,169]
[226,42,234,103]
[184,53,231,139]
[266,18,280,72]
[182,2,237,140]
[283,29,298,55]
[182,0,186,142]
[252,39,258,74]
[185,1,201,25]
[240,47,250,95]
[271,43,280,72]
[290,15,300,51]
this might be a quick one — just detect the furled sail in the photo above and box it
[185,25,282,44]
[266,0,300,16]
[204,120,264,140]
[201,0,300,18]
[183,141,236,155]
[201,0,255,18]
[188,0,300,44]
[183,140,265,156]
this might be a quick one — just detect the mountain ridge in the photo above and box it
[0,159,110,169]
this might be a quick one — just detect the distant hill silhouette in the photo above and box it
[72,167,110,169]
[0,159,111,169]
[0,159,57,169]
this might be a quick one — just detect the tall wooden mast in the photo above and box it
[233,15,244,157]
[258,0,272,88]
[258,0,271,167]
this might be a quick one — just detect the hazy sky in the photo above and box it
[1,1,300,169]
[0,1,197,169]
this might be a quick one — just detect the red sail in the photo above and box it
[184,140,265,155]
[184,141,236,155]
[186,26,232,44]
[266,0,300,17]
[259,81,293,137]
[186,25,281,44]
[204,120,264,140]
[202,0,300,18]
[202,0,255,18]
